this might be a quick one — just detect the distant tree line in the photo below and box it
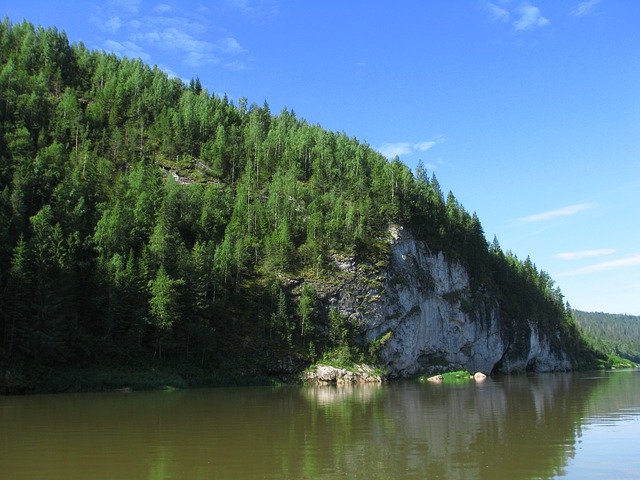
[0,19,589,374]
[573,310,640,363]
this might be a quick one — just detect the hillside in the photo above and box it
[0,20,599,392]
[573,310,640,363]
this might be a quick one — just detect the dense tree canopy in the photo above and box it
[0,20,589,375]
[573,310,640,363]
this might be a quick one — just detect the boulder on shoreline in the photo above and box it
[473,372,487,382]
[304,364,384,385]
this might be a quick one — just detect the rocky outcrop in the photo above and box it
[320,226,573,377]
[473,372,487,381]
[304,364,384,384]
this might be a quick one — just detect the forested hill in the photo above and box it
[0,20,593,389]
[573,311,640,363]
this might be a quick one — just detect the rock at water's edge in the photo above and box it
[473,372,487,382]
[304,364,384,385]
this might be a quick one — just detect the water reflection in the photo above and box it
[299,375,591,480]
[0,371,638,479]
[302,383,383,406]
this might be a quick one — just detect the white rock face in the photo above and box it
[304,365,383,384]
[496,323,571,373]
[356,227,572,377]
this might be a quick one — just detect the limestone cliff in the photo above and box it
[320,226,573,377]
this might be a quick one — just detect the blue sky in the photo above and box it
[3,0,640,314]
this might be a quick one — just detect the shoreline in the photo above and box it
[0,364,287,396]
[2,360,636,396]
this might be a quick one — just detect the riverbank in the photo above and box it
[2,354,635,395]
[0,363,284,395]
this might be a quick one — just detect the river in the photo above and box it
[1,370,639,479]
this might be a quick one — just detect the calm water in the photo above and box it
[1,370,639,480]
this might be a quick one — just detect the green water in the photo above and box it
[1,370,639,479]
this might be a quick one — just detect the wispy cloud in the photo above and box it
[514,3,550,30]
[414,141,438,152]
[560,254,640,276]
[104,16,123,32]
[216,37,246,55]
[485,2,510,22]
[517,203,594,223]
[423,160,445,172]
[378,137,444,159]
[157,64,180,79]
[103,39,150,62]
[133,28,214,55]
[227,0,279,22]
[183,51,220,68]
[555,248,616,261]
[378,143,412,158]
[138,15,207,35]
[93,0,249,71]
[112,0,141,15]
[485,2,550,32]
[570,0,600,17]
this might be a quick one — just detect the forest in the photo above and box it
[0,20,595,392]
[573,310,640,363]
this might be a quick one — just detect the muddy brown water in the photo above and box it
[1,370,639,479]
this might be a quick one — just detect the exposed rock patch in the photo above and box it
[304,364,384,384]
[473,372,487,382]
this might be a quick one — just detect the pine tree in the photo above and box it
[148,266,183,358]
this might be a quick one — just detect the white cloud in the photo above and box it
[378,143,412,159]
[133,28,245,68]
[485,2,510,22]
[571,0,600,17]
[514,3,550,30]
[157,64,180,78]
[555,248,616,261]
[378,138,443,159]
[103,39,124,50]
[560,254,640,276]
[103,39,150,62]
[93,1,249,71]
[184,51,220,67]
[215,37,246,55]
[517,203,594,223]
[485,2,550,32]
[134,28,214,55]
[91,14,121,33]
[157,64,189,84]
[414,141,437,152]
